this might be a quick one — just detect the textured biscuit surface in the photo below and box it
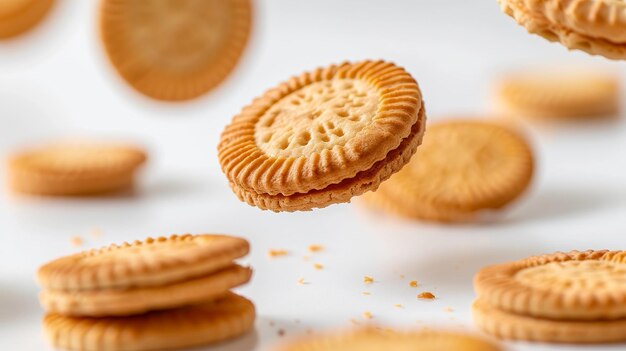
[100,0,251,101]
[0,0,54,39]
[363,120,533,222]
[40,264,252,316]
[8,141,147,196]
[218,60,425,211]
[494,68,619,119]
[473,298,626,343]
[275,327,501,351]
[475,250,626,320]
[38,234,250,291]
[44,292,255,351]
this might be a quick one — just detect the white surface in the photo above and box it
[1,0,626,350]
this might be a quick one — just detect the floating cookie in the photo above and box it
[473,298,626,344]
[362,120,534,222]
[274,327,501,351]
[38,234,250,291]
[8,141,147,196]
[498,0,626,60]
[44,292,255,351]
[218,60,426,212]
[40,264,252,316]
[494,67,619,120]
[0,0,55,39]
[100,0,252,101]
[475,250,626,321]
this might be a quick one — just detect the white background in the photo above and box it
[1,0,625,350]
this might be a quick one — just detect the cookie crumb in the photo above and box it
[70,236,83,247]
[268,249,288,258]
[350,318,361,325]
[363,276,374,284]
[362,291,371,295]
[277,329,285,337]
[313,263,324,270]
[363,311,373,320]
[297,278,308,285]
[409,280,418,288]
[308,244,324,252]
[417,292,436,300]
[443,307,454,312]
[303,255,311,261]
[399,274,405,279]
[394,304,403,308]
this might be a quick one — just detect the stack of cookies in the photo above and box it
[473,250,626,343]
[37,234,255,351]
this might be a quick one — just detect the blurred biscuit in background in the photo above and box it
[99,0,252,101]
[0,0,55,39]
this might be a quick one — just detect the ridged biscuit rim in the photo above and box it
[475,250,626,321]
[40,265,252,317]
[473,298,626,343]
[44,292,256,351]
[37,234,250,291]
[100,0,252,101]
[218,60,423,197]
[0,0,55,39]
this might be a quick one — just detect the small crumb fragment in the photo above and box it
[70,236,83,247]
[363,311,373,320]
[409,280,418,288]
[418,292,436,300]
[303,255,311,261]
[399,274,405,279]
[277,329,285,337]
[362,291,371,295]
[308,244,324,252]
[313,263,324,270]
[268,249,289,258]
[363,276,374,284]
[443,307,454,313]
[394,304,403,308]
[297,278,308,285]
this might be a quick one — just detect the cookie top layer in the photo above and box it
[374,120,533,219]
[475,250,626,320]
[9,141,147,178]
[100,0,251,101]
[38,234,249,290]
[276,328,501,351]
[219,60,423,196]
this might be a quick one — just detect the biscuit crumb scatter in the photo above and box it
[362,291,371,295]
[409,280,418,288]
[268,249,288,258]
[297,278,308,285]
[278,329,285,337]
[308,244,324,252]
[417,292,436,300]
[363,311,373,320]
[443,307,454,313]
[363,276,374,284]
[313,263,324,270]
[394,304,403,308]
[70,236,83,247]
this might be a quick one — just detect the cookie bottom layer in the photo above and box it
[9,170,137,196]
[44,292,255,351]
[472,299,626,344]
[230,107,425,212]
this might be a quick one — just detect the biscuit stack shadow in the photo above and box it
[37,234,255,351]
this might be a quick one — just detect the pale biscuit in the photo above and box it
[0,0,54,39]
[44,292,255,351]
[40,264,252,316]
[8,141,147,196]
[218,60,426,212]
[475,250,626,321]
[37,234,250,291]
[274,327,502,351]
[100,0,252,101]
[362,120,534,222]
[473,298,626,343]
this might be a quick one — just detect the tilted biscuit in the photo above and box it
[218,60,426,212]
[475,250,626,320]
[274,327,502,351]
[37,234,250,290]
[362,120,534,222]
[473,298,626,343]
[8,141,147,196]
[44,292,255,351]
[0,0,55,39]
[100,0,252,101]
[40,264,252,316]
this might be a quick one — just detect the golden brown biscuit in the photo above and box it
[44,292,256,351]
[473,298,626,344]
[274,327,502,351]
[498,0,626,60]
[494,67,619,120]
[8,141,147,196]
[100,0,252,101]
[38,234,250,291]
[218,60,426,212]
[362,120,534,222]
[475,250,626,321]
[40,264,252,316]
[0,0,55,39]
